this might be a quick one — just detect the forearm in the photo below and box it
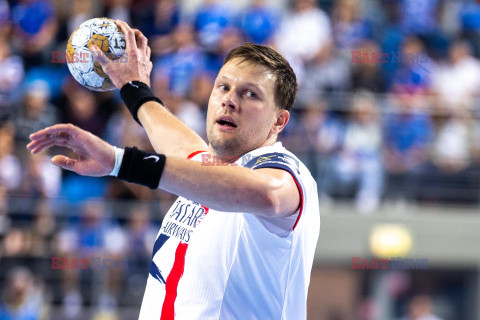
[137,101,207,158]
[159,157,279,217]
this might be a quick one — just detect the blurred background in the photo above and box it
[1,0,480,319]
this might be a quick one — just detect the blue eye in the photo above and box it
[245,91,257,98]
[219,85,229,91]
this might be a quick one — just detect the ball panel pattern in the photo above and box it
[66,18,125,92]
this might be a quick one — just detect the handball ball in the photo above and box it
[66,18,125,91]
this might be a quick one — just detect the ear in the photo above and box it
[271,109,290,136]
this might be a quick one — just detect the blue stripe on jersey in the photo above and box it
[149,233,170,284]
[243,152,300,174]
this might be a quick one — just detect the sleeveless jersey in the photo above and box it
[138,142,320,319]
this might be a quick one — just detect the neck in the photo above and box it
[208,137,278,164]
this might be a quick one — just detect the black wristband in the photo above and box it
[120,81,163,125]
[117,147,166,189]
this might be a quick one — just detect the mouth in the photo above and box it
[216,115,237,129]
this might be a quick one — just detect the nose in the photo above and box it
[221,89,238,110]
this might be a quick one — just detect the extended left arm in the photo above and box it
[159,157,301,218]
[27,124,300,218]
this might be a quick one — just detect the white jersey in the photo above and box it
[139,142,320,320]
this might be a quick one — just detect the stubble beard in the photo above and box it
[207,128,246,160]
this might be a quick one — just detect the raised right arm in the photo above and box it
[90,20,208,158]
[137,101,207,158]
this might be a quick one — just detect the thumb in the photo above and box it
[89,45,110,68]
[52,155,77,171]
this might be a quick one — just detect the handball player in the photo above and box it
[27,20,320,319]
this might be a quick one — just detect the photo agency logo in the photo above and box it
[51,51,128,64]
[51,256,128,270]
[351,257,429,270]
[200,153,300,169]
[351,50,428,64]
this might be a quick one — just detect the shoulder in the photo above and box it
[239,142,314,188]
[240,143,299,169]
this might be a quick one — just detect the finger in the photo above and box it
[30,138,71,154]
[27,136,52,150]
[28,133,69,152]
[28,126,81,152]
[29,127,56,140]
[134,29,149,57]
[51,155,78,171]
[89,45,111,69]
[116,20,137,51]
[30,123,80,140]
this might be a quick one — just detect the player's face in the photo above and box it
[206,58,280,159]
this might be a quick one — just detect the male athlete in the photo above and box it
[28,20,320,319]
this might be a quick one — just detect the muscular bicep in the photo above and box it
[255,168,302,218]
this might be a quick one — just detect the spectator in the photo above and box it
[125,204,156,261]
[401,295,444,320]
[174,99,206,139]
[238,0,279,45]
[298,100,343,190]
[59,80,110,138]
[14,80,58,145]
[400,0,440,38]
[154,23,207,98]
[0,267,49,319]
[460,1,480,57]
[205,26,243,75]
[298,42,350,106]
[104,107,150,150]
[0,41,25,119]
[148,0,180,57]
[56,81,112,202]
[0,0,9,41]
[274,0,332,84]
[102,0,131,25]
[2,229,29,258]
[11,0,58,69]
[124,203,157,291]
[29,200,57,257]
[331,0,373,53]
[18,151,62,199]
[67,0,94,37]
[188,73,214,113]
[430,40,480,114]
[67,201,109,257]
[55,200,123,313]
[431,110,475,174]
[383,86,433,202]
[0,184,10,247]
[390,36,433,93]
[351,40,386,93]
[0,122,21,193]
[328,91,383,213]
[194,0,232,52]
[420,109,480,203]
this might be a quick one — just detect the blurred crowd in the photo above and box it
[1,0,480,318]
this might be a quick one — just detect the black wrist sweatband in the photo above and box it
[120,81,163,125]
[117,147,166,189]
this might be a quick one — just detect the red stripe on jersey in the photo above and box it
[160,206,209,319]
[160,242,188,320]
[287,172,304,230]
[186,150,206,160]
